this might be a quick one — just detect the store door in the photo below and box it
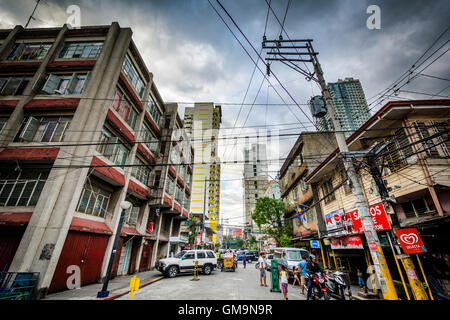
[0,228,25,271]
[49,231,109,293]
[139,240,153,272]
[118,238,133,276]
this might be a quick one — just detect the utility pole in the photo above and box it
[262,38,398,299]
[361,139,429,300]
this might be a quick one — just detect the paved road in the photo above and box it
[119,261,309,300]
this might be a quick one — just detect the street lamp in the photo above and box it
[97,200,131,298]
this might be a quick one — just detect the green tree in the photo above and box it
[188,214,197,244]
[280,233,292,247]
[252,197,291,247]
[245,235,258,250]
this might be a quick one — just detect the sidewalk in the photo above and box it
[44,270,164,300]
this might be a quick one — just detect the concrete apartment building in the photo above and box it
[0,23,192,297]
[183,103,221,245]
[311,77,372,138]
[243,143,268,238]
[305,100,450,294]
[278,132,337,250]
[263,179,281,200]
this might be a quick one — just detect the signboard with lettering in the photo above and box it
[330,235,363,249]
[394,228,427,254]
[324,208,345,234]
[349,203,391,233]
[310,240,321,249]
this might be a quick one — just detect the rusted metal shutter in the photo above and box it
[48,231,109,293]
[139,240,153,272]
[0,228,24,271]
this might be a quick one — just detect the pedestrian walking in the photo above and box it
[298,257,308,295]
[258,252,267,287]
[357,269,365,290]
[292,265,300,287]
[280,265,289,300]
[243,255,247,269]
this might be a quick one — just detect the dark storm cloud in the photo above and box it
[1,0,448,221]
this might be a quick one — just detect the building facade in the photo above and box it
[305,100,450,296]
[311,77,371,138]
[278,132,337,250]
[263,180,281,200]
[183,103,222,245]
[0,23,192,297]
[243,143,268,238]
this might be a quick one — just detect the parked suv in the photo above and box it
[156,250,217,278]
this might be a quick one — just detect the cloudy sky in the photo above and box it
[1,0,449,228]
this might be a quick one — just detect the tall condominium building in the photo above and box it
[0,23,193,297]
[183,103,222,245]
[243,143,268,237]
[310,77,371,138]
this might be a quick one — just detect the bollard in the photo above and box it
[129,275,140,300]
[270,259,280,292]
[191,261,200,281]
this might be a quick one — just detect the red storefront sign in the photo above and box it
[349,203,391,232]
[395,228,427,254]
[330,235,363,249]
[368,241,378,251]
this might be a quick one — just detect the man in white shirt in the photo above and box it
[258,253,267,287]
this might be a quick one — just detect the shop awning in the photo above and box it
[121,227,143,236]
[70,217,113,235]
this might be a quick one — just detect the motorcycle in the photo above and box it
[325,270,352,300]
[304,271,330,300]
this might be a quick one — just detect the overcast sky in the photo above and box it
[1,0,449,228]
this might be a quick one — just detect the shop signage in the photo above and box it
[324,208,345,234]
[368,241,378,251]
[330,235,363,249]
[349,203,391,233]
[394,228,427,254]
[310,240,321,249]
[323,238,330,246]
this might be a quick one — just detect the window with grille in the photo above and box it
[293,186,298,199]
[112,88,138,129]
[140,122,159,153]
[183,192,190,209]
[131,157,151,186]
[430,120,450,158]
[175,184,183,203]
[76,181,112,218]
[0,76,33,96]
[414,121,440,158]
[0,117,8,134]
[401,196,436,218]
[39,73,90,95]
[15,116,71,143]
[7,43,51,61]
[58,42,103,59]
[0,168,50,206]
[125,205,140,225]
[165,176,175,195]
[384,127,416,172]
[321,178,335,204]
[122,54,145,98]
[96,127,129,167]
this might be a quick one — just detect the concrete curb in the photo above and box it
[102,276,165,300]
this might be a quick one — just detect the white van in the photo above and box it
[273,247,309,279]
